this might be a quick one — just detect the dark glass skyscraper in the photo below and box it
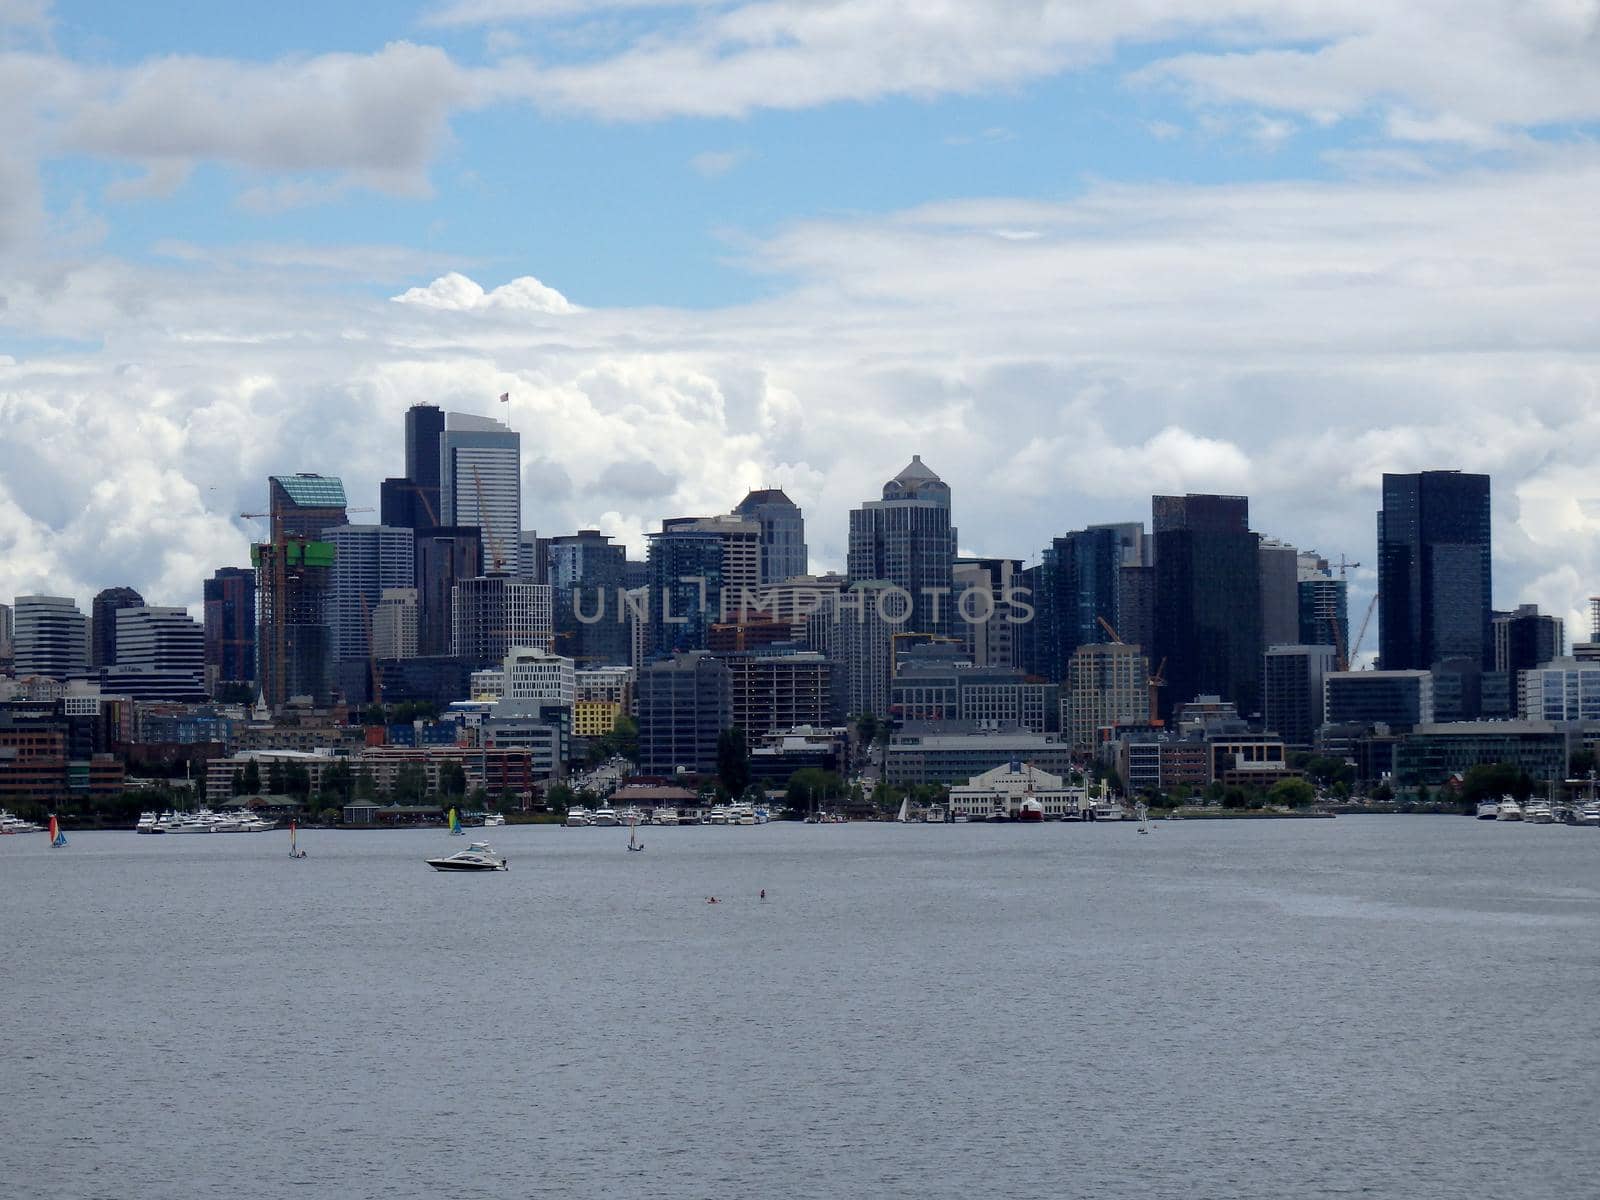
[1024,527,1122,683]
[847,456,957,637]
[1152,494,1263,718]
[203,567,255,689]
[1377,471,1492,670]
[380,403,445,529]
[548,530,629,666]
[733,488,808,584]
[90,586,145,668]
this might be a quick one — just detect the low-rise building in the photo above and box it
[886,724,1074,786]
[1391,721,1568,789]
[948,760,1086,820]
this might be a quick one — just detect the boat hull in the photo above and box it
[427,860,505,871]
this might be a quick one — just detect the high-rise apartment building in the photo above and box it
[371,588,419,661]
[547,530,629,666]
[12,595,89,679]
[439,412,520,573]
[1296,552,1349,657]
[327,524,415,702]
[847,456,957,638]
[1152,494,1263,718]
[805,580,898,721]
[1258,538,1300,649]
[732,488,808,584]
[1064,641,1150,753]
[203,567,255,691]
[90,586,145,668]
[255,473,346,707]
[1377,471,1492,670]
[1263,644,1337,748]
[637,651,732,776]
[646,516,760,657]
[953,558,1024,669]
[451,575,553,667]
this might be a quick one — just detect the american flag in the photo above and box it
[499,392,509,403]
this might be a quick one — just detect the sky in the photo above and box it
[3,0,1600,650]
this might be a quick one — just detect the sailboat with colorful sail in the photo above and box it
[48,815,67,848]
[447,807,464,836]
[289,819,306,858]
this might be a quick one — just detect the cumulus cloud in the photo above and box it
[390,271,580,313]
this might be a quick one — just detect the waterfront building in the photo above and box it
[1152,494,1263,718]
[1323,669,1433,731]
[636,651,732,776]
[203,567,255,692]
[1391,721,1567,789]
[847,456,958,638]
[732,488,808,584]
[438,412,521,573]
[1263,644,1338,749]
[885,724,1074,786]
[379,402,445,530]
[90,586,145,669]
[948,760,1086,821]
[1377,470,1492,670]
[12,595,89,680]
[1064,641,1150,753]
[1519,657,1600,722]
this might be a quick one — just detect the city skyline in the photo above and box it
[4,3,1600,634]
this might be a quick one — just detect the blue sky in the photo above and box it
[5,0,1600,631]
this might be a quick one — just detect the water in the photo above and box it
[2,817,1596,1200]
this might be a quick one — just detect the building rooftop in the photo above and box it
[271,474,347,508]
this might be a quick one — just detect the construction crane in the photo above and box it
[1335,554,1361,578]
[1148,657,1167,726]
[1330,614,1350,673]
[1096,615,1123,644]
[1350,593,1380,667]
[360,591,384,707]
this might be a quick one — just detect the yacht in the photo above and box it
[135,812,162,834]
[425,841,508,872]
[564,809,591,828]
[1496,798,1522,821]
[589,807,620,828]
[615,806,644,827]
[1523,800,1555,825]
[239,813,276,832]
[166,814,215,834]
[731,804,757,826]
[0,811,44,834]
[753,806,771,825]
[1091,800,1126,822]
[705,807,731,826]
[654,807,680,826]
[1475,799,1500,820]
[1577,801,1600,826]
[211,815,244,833]
[482,813,506,827]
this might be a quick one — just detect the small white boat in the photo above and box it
[1018,798,1044,823]
[1496,799,1522,821]
[564,809,590,827]
[1577,801,1600,826]
[705,807,730,826]
[1523,800,1554,825]
[482,813,506,827]
[654,807,680,826]
[426,841,508,872]
[951,812,969,823]
[1475,799,1500,820]
[590,807,620,828]
[895,798,910,824]
[135,812,161,834]
[925,807,945,824]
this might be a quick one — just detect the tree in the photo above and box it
[214,681,256,705]
[355,766,378,800]
[241,758,262,796]
[1371,780,1395,802]
[320,762,353,805]
[1459,762,1527,809]
[787,768,845,812]
[717,726,751,797]
[266,759,285,796]
[441,762,468,798]
[231,768,245,797]
[363,703,386,726]
[393,765,429,803]
[545,782,576,813]
[284,763,312,801]
[1267,777,1317,808]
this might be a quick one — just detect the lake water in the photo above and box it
[2,816,1596,1199]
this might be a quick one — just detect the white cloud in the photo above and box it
[391,271,580,313]
[690,149,742,177]
[5,155,1600,626]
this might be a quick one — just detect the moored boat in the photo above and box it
[1475,799,1500,820]
[1496,798,1522,821]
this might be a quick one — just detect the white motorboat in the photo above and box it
[705,807,730,826]
[951,812,970,823]
[1577,801,1600,826]
[135,812,161,834]
[1091,801,1126,821]
[589,807,620,828]
[482,813,506,827]
[0,810,44,834]
[654,807,680,826]
[1523,800,1554,825]
[166,814,215,833]
[1475,799,1499,820]
[730,804,757,826]
[426,841,508,871]
[564,809,591,827]
[1496,798,1522,821]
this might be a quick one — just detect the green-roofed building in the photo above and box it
[269,473,348,542]
[258,473,348,707]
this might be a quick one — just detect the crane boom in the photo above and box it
[1351,593,1380,667]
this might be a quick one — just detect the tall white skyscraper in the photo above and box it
[439,412,521,574]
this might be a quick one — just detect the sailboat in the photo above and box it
[627,814,644,852]
[447,807,464,836]
[289,819,306,858]
[895,797,909,823]
[48,815,67,848]
[1135,800,1151,835]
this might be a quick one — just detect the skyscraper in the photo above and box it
[646,516,760,657]
[380,403,445,530]
[439,412,521,573]
[255,473,346,707]
[326,524,416,701]
[1377,471,1492,670]
[548,530,629,666]
[847,455,957,637]
[1296,552,1349,658]
[1258,537,1300,648]
[732,488,808,584]
[414,527,482,657]
[203,566,255,691]
[12,595,89,679]
[451,575,553,667]
[1152,494,1263,717]
[91,586,145,668]
[1024,527,1123,682]
[1263,644,1337,748]
[110,606,207,700]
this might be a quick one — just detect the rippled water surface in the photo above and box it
[3,816,1596,1199]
